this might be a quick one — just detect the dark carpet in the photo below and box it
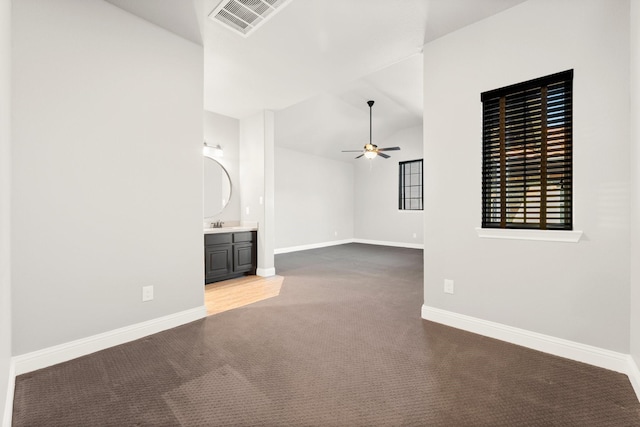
[12,243,640,426]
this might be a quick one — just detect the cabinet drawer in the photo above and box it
[233,231,254,243]
[205,233,232,245]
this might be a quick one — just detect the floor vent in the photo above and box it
[209,0,293,37]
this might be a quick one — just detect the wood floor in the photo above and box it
[204,275,284,315]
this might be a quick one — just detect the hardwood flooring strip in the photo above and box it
[205,275,284,316]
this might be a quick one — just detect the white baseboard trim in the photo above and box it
[353,238,424,250]
[2,360,15,427]
[628,355,640,402]
[274,239,354,255]
[13,306,206,376]
[422,305,632,376]
[256,267,276,277]
[274,239,424,255]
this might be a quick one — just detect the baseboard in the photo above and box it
[422,305,631,375]
[256,267,276,277]
[13,306,206,376]
[274,238,423,255]
[274,239,354,255]
[628,355,640,402]
[2,360,15,427]
[353,238,424,250]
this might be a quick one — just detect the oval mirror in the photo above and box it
[203,157,232,218]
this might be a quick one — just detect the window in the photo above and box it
[481,70,573,230]
[399,159,423,210]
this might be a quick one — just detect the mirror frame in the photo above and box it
[203,155,232,218]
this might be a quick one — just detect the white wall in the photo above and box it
[631,0,640,367]
[274,147,355,250]
[354,125,423,246]
[423,0,631,352]
[203,110,240,223]
[239,111,275,275]
[273,124,422,251]
[12,0,204,355]
[0,0,11,422]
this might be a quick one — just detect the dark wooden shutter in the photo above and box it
[481,70,573,230]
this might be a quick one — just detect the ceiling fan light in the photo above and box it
[364,151,377,159]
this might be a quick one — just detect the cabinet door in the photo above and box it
[205,245,232,280]
[233,243,254,273]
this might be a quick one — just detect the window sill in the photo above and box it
[475,227,583,243]
[398,210,424,213]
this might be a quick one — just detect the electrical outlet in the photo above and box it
[444,279,454,294]
[245,206,250,215]
[334,231,338,237]
[142,285,154,302]
[412,233,417,239]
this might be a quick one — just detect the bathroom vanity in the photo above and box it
[204,227,257,284]
[203,148,258,284]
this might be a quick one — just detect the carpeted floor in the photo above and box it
[12,243,640,426]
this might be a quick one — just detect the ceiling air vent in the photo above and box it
[209,0,293,37]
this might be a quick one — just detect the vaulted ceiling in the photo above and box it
[198,0,525,119]
[105,0,526,159]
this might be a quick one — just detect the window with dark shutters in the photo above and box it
[481,70,573,230]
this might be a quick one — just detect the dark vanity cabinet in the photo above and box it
[205,231,257,284]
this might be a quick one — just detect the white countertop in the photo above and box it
[204,226,257,234]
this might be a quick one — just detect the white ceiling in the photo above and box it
[104,0,526,159]
[104,0,202,45]
[198,0,526,119]
[275,53,424,161]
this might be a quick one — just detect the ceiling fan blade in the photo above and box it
[342,150,364,152]
[378,152,390,159]
[377,147,401,151]
[355,154,364,159]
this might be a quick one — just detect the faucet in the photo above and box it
[211,220,224,228]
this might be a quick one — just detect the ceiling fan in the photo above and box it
[342,100,401,159]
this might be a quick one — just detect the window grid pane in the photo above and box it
[399,159,423,211]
